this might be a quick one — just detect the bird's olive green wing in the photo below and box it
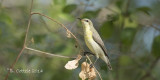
[91,27,109,58]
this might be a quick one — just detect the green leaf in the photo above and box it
[136,6,151,15]
[100,21,114,38]
[63,4,77,13]
[152,36,160,58]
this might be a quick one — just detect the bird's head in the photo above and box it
[77,18,93,28]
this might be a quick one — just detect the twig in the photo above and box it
[4,0,34,80]
[25,47,75,59]
[4,48,25,80]
[86,55,103,80]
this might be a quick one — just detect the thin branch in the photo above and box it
[4,47,25,80]
[86,55,103,80]
[23,0,33,47]
[4,0,33,80]
[25,47,75,59]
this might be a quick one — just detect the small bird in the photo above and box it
[78,18,112,70]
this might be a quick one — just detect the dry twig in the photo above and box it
[25,47,75,58]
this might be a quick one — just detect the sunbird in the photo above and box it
[78,18,112,70]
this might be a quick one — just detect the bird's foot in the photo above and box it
[83,51,94,56]
[90,64,93,68]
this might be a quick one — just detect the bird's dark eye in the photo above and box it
[85,20,89,22]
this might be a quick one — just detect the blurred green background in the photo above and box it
[0,0,160,80]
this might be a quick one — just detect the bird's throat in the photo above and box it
[84,25,93,40]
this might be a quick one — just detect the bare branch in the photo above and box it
[86,55,103,80]
[25,47,76,59]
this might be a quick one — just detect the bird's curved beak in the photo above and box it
[77,18,82,21]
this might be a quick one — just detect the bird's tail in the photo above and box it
[101,56,112,70]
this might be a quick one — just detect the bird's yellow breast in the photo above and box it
[84,24,93,40]
[83,25,96,54]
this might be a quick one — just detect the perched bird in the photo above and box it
[78,18,112,70]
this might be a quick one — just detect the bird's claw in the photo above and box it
[83,51,94,56]
[90,64,94,68]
